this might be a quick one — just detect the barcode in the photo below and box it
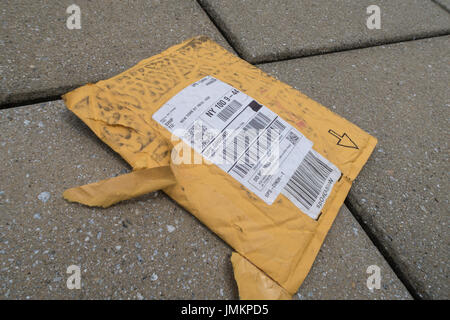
[228,112,272,177]
[246,112,271,130]
[271,118,286,132]
[217,100,242,122]
[250,118,285,162]
[284,150,333,210]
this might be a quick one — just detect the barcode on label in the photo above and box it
[229,112,272,177]
[217,100,242,122]
[284,150,333,210]
[246,111,271,131]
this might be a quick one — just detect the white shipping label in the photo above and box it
[152,76,341,219]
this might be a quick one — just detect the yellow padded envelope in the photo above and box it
[62,36,377,299]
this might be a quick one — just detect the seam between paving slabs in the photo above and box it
[241,31,450,64]
[2,94,66,110]
[2,1,450,110]
[345,198,423,300]
[432,0,450,13]
[195,0,243,60]
[0,2,240,111]
[3,32,450,111]
[0,81,87,109]
[2,2,449,109]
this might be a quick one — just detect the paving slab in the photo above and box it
[199,0,450,63]
[0,101,411,299]
[0,0,234,108]
[259,35,450,299]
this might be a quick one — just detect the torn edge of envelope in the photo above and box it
[64,166,176,208]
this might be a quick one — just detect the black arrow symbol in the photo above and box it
[328,129,358,149]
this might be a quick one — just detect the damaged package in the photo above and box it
[62,36,377,299]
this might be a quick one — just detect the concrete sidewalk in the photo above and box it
[1,0,449,299]
[0,0,234,107]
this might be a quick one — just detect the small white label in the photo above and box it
[153,76,340,219]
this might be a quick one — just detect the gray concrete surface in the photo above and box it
[199,0,450,63]
[0,101,411,299]
[0,0,233,107]
[259,35,450,299]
